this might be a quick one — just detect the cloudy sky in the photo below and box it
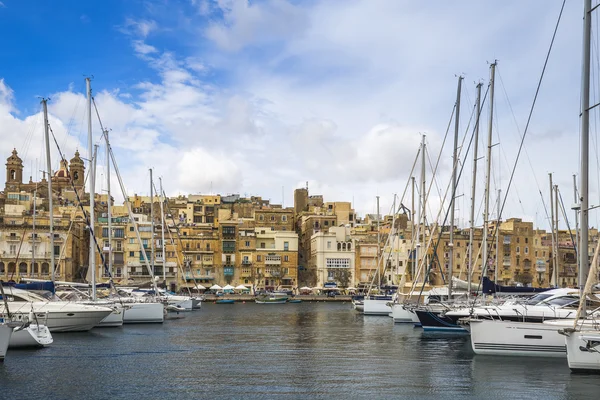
[0,0,595,230]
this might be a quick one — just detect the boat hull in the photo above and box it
[255,299,287,304]
[0,324,12,362]
[10,324,53,348]
[123,302,165,324]
[565,330,600,372]
[391,304,420,324]
[363,299,392,316]
[415,309,467,332]
[1,302,114,332]
[470,319,566,357]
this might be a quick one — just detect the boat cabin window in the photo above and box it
[544,296,579,308]
[524,293,553,305]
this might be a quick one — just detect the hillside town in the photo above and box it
[0,148,590,293]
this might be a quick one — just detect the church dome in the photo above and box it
[54,159,69,178]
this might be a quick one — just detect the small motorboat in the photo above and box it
[216,299,235,304]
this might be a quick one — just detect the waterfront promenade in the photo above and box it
[202,294,353,302]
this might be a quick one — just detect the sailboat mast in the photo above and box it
[496,189,501,286]
[579,0,592,300]
[468,83,482,297]
[91,145,98,299]
[549,173,557,286]
[150,168,155,282]
[42,98,55,282]
[159,177,166,283]
[86,77,96,299]
[32,186,36,273]
[105,129,112,278]
[376,195,380,288]
[573,174,580,282]
[391,194,397,283]
[418,134,426,283]
[449,75,463,298]
[554,184,560,286]
[410,176,416,282]
[482,62,496,288]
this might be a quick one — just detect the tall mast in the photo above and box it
[468,83,482,297]
[410,176,416,282]
[32,186,37,275]
[91,145,98,299]
[159,177,166,283]
[86,77,96,299]
[150,168,155,281]
[417,134,426,283]
[573,174,580,284]
[579,0,592,301]
[42,98,55,282]
[554,184,560,286]
[376,195,380,288]
[482,62,496,288]
[496,189,501,286]
[391,194,398,283]
[105,129,112,278]
[448,75,463,297]
[549,173,557,286]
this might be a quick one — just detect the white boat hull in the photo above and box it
[98,307,124,327]
[1,303,114,332]
[0,324,12,361]
[10,324,53,348]
[166,298,193,311]
[391,304,420,324]
[470,319,566,357]
[564,330,600,372]
[363,299,392,316]
[123,302,164,324]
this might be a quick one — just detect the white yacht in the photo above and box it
[10,322,53,348]
[0,286,114,332]
[460,289,592,357]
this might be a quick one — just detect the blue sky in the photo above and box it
[0,0,594,229]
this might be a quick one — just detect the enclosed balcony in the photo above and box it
[265,255,282,265]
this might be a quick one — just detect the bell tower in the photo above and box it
[69,150,85,192]
[5,148,23,192]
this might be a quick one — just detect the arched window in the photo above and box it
[342,243,347,250]
[337,243,341,251]
[8,262,16,273]
[0,262,4,274]
[41,262,49,275]
[74,171,79,181]
[347,243,352,251]
[10,169,16,180]
[19,262,27,274]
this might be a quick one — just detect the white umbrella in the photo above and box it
[312,286,323,290]
[210,284,222,290]
[299,286,312,291]
[235,284,248,290]
[195,284,206,290]
[223,284,235,290]
[346,287,357,291]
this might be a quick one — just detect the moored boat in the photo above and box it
[255,293,288,304]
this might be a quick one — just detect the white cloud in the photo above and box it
[0,1,589,229]
[205,0,308,51]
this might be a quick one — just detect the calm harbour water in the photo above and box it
[1,302,598,399]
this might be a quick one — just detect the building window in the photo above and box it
[325,221,329,226]
[516,246,520,254]
[257,255,262,262]
[282,215,287,222]
[259,215,264,221]
[326,258,350,268]
[245,241,250,247]
[284,242,289,251]
[327,241,331,249]
[129,227,134,231]
[9,245,16,255]
[284,255,289,262]
[525,247,529,254]
[129,238,135,244]
[129,251,134,257]
[261,242,266,249]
